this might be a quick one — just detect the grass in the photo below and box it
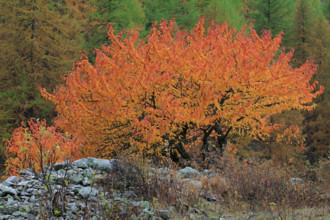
[91,151,329,219]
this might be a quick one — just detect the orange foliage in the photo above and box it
[41,17,323,158]
[5,119,84,177]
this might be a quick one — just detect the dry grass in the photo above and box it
[0,148,328,219]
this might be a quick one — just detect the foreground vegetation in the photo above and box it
[2,148,328,219]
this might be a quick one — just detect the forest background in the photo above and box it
[0,0,329,174]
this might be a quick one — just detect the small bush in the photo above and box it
[4,118,84,176]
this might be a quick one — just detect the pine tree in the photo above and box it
[144,0,180,29]
[290,0,327,65]
[245,0,295,44]
[307,14,329,67]
[84,0,145,60]
[302,14,330,162]
[176,0,202,30]
[290,0,319,66]
[143,0,202,31]
[61,0,94,22]
[204,0,246,30]
[0,0,82,158]
[322,0,330,21]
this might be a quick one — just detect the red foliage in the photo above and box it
[41,17,323,159]
[5,118,84,176]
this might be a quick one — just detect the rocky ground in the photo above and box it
[0,158,218,219]
[0,158,329,219]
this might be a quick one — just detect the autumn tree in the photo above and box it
[0,0,82,160]
[41,18,323,162]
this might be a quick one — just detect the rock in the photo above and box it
[156,168,172,180]
[201,190,217,202]
[176,167,200,179]
[0,157,174,219]
[0,215,11,220]
[87,158,125,172]
[123,190,136,199]
[290,178,304,184]
[139,209,154,219]
[18,169,34,176]
[17,181,30,186]
[87,158,112,172]
[12,211,30,218]
[52,160,71,171]
[67,203,79,213]
[203,169,216,178]
[2,176,19,187]
[0,205,19,215]
[0,184,17,196]
[138,201,150,210]
[72,174,84,184]
[82,177,90,186]
[246,212,258,217]
[157,168,171,175]
[189,207,200,214]
[72,158,89,169]
[78,186,98,198]
[159,210,171,220]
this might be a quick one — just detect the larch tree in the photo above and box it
[0,0,82,157]
[176,0,202,30]
[302,13,330,162]
[245,0,295,45]
[84,0,145,60]
[290,0,317,66]
[143,0,202,31]
[204,0,246,31]
[41,18,323,162]
[61,0,94,23]
[322,0,330,21]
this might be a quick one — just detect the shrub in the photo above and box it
[5,118,83,176]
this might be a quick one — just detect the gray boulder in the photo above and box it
[18,169,34,176]
[159,210,171,220]
[290,178,304,184]
[52,160,71,171]
[87,158,112,172]
[87,157,124,172]
[78,186,98,198]
[2,176,19,187]
[72,158,89,169]
[176,167,200,179]
[0,184,17,196]
[203,169,216,178]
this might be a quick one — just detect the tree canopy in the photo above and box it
[41,18,323,161]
